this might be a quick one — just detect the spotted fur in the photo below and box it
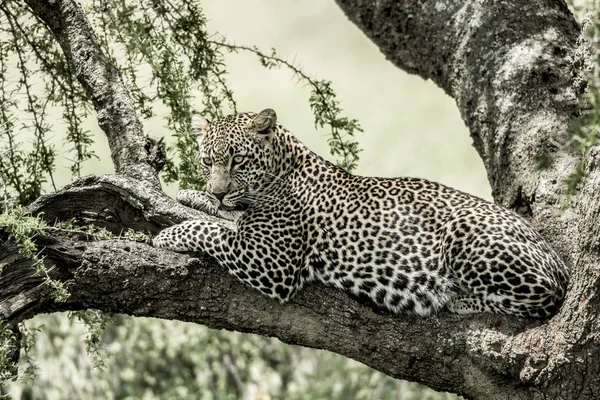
[153,109,569,318]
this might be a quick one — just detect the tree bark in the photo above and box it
[0,174,537,400]
[2,0,598,399]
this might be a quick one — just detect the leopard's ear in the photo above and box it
[191,114,210,144]
[247,109,277,138]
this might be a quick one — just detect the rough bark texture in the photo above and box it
[1,0,597,399]
[0,175,537,399]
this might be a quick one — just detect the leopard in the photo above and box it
[153,108,569,318]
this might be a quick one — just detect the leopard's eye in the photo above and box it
[201,156,212,166]
[232,155,246,165]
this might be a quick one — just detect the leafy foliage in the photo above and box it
[68,311,115,370]
[15,323,41,385]
[0,207,69,303]
[0,0,361,198]
[0,2,94,206]
[0,324,18,384]
[0,322,41,396]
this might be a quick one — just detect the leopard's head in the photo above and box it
[192,109,286,210]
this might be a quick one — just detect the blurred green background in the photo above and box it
[4,0,493,398]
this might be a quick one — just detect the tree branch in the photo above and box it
[23,0,159,185]
[0,173,594,399]
[0,176,535,399]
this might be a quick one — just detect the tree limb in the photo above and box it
[0,175,535,399]
[23,0,159,185]
[0,170,594,399]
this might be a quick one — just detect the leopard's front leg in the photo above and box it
[177,189,244,221]
[176,189,218,214]
[153,220,304,301]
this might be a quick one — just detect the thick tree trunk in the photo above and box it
[2,0,597,399]
[332,0,599,397]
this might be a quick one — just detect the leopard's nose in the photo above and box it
[213,191,227,202]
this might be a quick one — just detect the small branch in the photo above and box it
[26,174,229,234]
[0,151,10,213]
[223,354,245,398]
[22,0,159,186]
[2,5,57,191]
